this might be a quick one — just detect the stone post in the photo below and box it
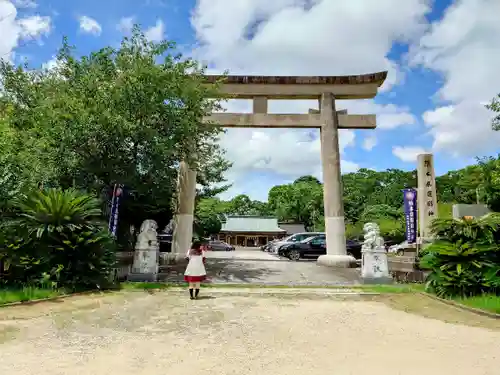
[417,153,438,240]
[171,161,197,258]
[317,93,355,268]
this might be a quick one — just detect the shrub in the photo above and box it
[377,218,405,244]
[1,188,116,290]
[429,213,500,244]
[419,214,500,298]
[420,240,499,297]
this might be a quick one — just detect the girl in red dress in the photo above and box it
[184,241,207,299]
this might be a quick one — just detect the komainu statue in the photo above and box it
[129,219,160,281]
[361,222,391,284]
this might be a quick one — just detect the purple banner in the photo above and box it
[402,188,417,244]
[108,184,123,237]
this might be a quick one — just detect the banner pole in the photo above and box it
[108,184,117,233]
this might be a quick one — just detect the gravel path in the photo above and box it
[1,291,499,375]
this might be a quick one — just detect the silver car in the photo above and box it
[207,240,234,251]
[270,232,324,254]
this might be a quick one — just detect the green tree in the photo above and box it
[228,194,255,215]
[486,93,500,131]
[267,178,323,230]
[194,197,229,237]
[0,27,230,241]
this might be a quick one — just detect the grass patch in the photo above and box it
[0,286,65,306]
[452,294,500,315]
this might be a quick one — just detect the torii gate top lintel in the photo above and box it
[203,71,388,100]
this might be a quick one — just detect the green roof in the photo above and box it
[221,216,285,233]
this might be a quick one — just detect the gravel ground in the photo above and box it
[1,290,499,375]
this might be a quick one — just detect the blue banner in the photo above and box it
[108,184,123,237]
[402,188,417,244]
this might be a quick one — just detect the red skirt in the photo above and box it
[184,275,206,282]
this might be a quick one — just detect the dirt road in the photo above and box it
[1,290,499,375]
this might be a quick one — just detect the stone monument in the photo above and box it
[417,153,438,240]
[128,219,160,282]
[361,222,391,284]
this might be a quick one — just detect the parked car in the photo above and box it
[157,233,173,252]
[157,234,210,253]
[388,239,431,255]
[271,232,324,254]
[261,239,278,252]
[345,240,363,259]
[280,235,363,261]
[206,240,234,251]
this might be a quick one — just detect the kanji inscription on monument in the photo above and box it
[417,153,438,239]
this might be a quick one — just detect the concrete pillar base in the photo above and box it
[317,254,356,268]
[361,276,393,285]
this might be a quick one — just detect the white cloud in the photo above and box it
[191,0,430,199]
[41,56,63,72]
[392,146,427,162]
[78,15,102,36]
[410,0,500,157]
[0,1,51,61]
[117,16,135,34]
[362,136,377,151]
[12,0,37,8]
[145,20,165,42]
[18,15,51,39]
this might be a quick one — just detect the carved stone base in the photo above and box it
[361,276,393,285]
[317,254,356,268]
[127,272,158,282]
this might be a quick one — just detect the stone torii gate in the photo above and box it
[172,72,387,268]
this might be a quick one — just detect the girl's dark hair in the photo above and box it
[191,240,208,250]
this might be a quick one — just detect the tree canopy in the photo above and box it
[195,156,500,241]
[0,27,231,245]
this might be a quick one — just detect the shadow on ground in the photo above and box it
[159,259,281,283]
[159,258,361,285]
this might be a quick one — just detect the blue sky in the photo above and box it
[4,0,500,201]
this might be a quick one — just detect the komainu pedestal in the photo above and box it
[361,223,392,284]
[128,220,160,282]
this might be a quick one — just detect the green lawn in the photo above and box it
[0,286,65,306]
[452,294,500,314]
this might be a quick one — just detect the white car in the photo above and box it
[388,239,431,255]
[388,241,408,255]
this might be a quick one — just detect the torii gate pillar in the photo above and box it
[172,71,387,267]
[316,92,353,267]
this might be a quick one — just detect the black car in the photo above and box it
[280,235,362,261]
[157,233,173,252]
[345,240,362,260]
[157,234,200,253]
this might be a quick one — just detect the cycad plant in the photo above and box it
[420,214,500,298]
[420,240,498,297]
[12,188,103,238]
[429,213,500,244]
[3,188,116,290]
